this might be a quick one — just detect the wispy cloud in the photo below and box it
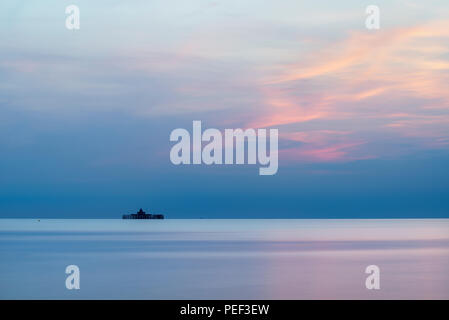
[242,19,449,162]
[2,2,449,165]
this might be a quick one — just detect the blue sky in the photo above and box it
[1,1,449,218]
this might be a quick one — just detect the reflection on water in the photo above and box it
[0,219,448,299]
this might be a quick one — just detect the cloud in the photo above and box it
[281,141,372,163]
[2,4,449,166]
[242,19,449,163]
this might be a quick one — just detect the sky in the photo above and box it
[1,0,449,218]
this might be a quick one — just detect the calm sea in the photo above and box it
[0,219,448,299]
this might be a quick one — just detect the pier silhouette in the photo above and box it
[122,208,164,219]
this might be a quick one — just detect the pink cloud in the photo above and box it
[244,20,449,163]
[280,141,372,163]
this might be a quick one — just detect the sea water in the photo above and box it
[0,219,448,299]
